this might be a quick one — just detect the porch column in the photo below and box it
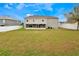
[37,24,39,28]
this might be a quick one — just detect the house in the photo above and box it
[0,16,21,26]
[24,16,59,29]
[67,18,76,23]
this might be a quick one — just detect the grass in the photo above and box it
[0,28,79,56]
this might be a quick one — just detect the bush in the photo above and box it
[47,27,52,29]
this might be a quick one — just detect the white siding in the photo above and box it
[59,23,78,30]
[24,16,59,29]
[0,20,4,25]
[26,19,47,24]
[3,20,5,23]
[47,19,58,28]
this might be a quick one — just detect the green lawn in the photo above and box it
[0,28,79,56]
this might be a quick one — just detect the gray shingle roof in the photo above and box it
[25,16,58,19]
[0,16,18,21]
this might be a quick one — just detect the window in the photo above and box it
[33,19,34,22]
[42,20,44,22]
[29,25,32,27]
[27,20,28,22]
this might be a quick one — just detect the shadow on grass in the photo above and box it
[0,48,11,56]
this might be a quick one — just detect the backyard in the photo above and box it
[0,29,79,56]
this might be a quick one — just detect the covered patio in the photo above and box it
[26,24,46,28]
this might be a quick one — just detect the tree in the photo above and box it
[72,6,79,30]
[65,6,79,30]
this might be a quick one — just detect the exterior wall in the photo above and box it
[0,16,21,26]
[26,18,47,24]
[59,22,78,30]
[0,20,5,26]
[5,20,20,26]
[46,19,58,29]
[24,16,59,29]
[0,19,20,26]
[67,18,76,23]
[24,18,47,29]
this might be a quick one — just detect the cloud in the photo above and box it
[56,7,72,15]
[34,10,39,12]
[24,3,54,11]
[56,8,65,14]
[4,3,27,10]
[56,14,67,22]
[9,3,14,6]
[10,3,54,12]
[25,5,29,8]
[4,3,54,11]
[36,4,54,11]
[16,3,26,10]
[26,14,34,17]
[43,4,54,11]
[4,4,12,9]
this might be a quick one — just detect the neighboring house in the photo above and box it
[66,13,77,23]
[67,18,76,23]
[0,16,21,26]
[24,16,59,29]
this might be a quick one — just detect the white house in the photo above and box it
[0,16,21,26]
[24,16,59,29]
[0,16,22,32]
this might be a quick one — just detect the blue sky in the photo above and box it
[0,3,78,22]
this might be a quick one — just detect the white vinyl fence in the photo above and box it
[0,26,22,32]
[59,23,78,30]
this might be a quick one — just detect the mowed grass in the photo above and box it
[0,28,79,56]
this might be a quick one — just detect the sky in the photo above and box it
[0,3,79,22]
